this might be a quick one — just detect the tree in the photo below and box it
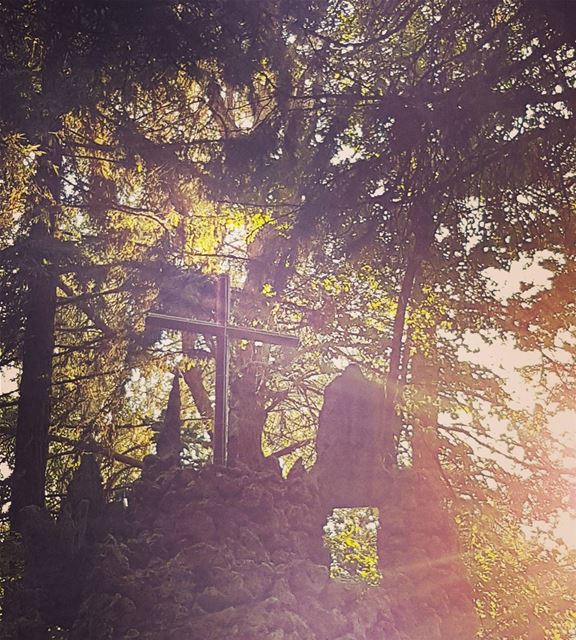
[1,0,575,637]
[0,0,317,523]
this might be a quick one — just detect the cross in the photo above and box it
[146,274,299,466]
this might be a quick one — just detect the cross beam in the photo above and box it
[147,274,299,465]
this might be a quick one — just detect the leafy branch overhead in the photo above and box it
[0,1,575,638]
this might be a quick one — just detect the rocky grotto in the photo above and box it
[3,366,479,639]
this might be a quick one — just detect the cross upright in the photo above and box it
[147,274,299,466]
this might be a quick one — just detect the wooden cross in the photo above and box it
[147,274,299,465]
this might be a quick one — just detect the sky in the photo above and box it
[469,254,576,549]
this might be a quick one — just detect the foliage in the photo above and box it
[324,507,381,587]
[0,0,575,637]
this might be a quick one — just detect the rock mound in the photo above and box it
[65,459,476,639]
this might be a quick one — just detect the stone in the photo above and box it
[312,364,394,509]
[156,372,183,462]
[7,429,479,640]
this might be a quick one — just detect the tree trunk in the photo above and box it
[382,210,435,468]
[410,347,442,478]
[229,359,268,466]
[229,231,298,466]
[381,253,421,467]
[10,147,59,531]
[182,366,214,420]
